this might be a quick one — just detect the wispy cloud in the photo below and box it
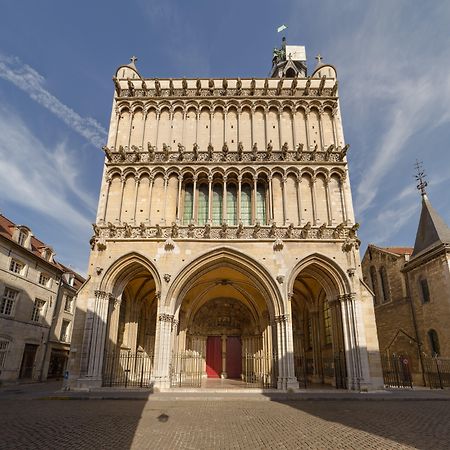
[0,106,95,233]
[0,53,107,148]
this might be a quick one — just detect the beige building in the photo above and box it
[69,40,383,391]
[0,214,84,383]
[362,193,450,384]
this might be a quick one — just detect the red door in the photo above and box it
[206,336,222,378]
[226,337,242,379]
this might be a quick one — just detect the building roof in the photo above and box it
[0,213,85,284]
[411,194,450,258]
[383,247,414,255]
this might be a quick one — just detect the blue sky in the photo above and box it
[1,0,449,274]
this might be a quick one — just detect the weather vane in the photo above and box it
[414,160,428,196]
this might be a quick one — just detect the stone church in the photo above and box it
[69,40,383,391]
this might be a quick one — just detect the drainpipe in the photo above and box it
[39,273,64,381]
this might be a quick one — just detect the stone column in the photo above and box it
[155,111,161,150]
[268,174,274,223]
[222,176,227,224]
[237,175,242,223]
[101,176,112,224]
[278,110,283,150]
[275,314,298,390]
[331,106,339,147]
[162,174,169,225]
[221,335,227,378]
[325,176,333,225]
[192,175,198,224]
[176,174,183,223]
[127,111,133,148]
[207,174,213,224]
[147,175,154,224]
[168,110,174,148]
[291,110,297,148]
[117,176,126,224]
[296,175,302,226]
[311,176,318,225]
[318,106,325,150]
[341,175,349,225]
[340,294,359,390]
[132,175,140,224]
[153,307,174,390]
[304,107,311,150]
[281,176,287,225]
[310,309,322,383]
[78,290,114,388]
[252,175,257,224]
[195,111,200,145]
[329,297,345,388]
[141,111,147,148]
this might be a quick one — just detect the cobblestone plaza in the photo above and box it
[1,396,449,449]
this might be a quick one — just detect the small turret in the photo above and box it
[270,37,307,78]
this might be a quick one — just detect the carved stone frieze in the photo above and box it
[93,223,351,241]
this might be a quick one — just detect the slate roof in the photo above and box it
[411,195,450,258]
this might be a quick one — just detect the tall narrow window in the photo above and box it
[0,339,10,369]
[241,184,252,225]
[256,182,267,224]
[31,299,46,322]
[323,301,332,345]
[60,320,71,342]
[197,184,209,225]
[227,184,237,225]
[370,266,379,305]
[380,267,390,303]
[428,329,440,356]
[1,288,18,316]
[420,278,430,303]
[183,183,194,224]
[212,184,223,225]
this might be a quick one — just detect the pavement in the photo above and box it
[2,382,450,449]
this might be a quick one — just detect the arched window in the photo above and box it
[380,267,390,303]
[256,182,267,224]
[370,266,379,305]
[0,338,11,369]
[212,184,223,225]
[428,329,440,356]
[420,278,430,303]
[227,184,237,225]
[323,301,332,345]
[183,183,194,224]
[198,184,209,225]
[241,184,252,225]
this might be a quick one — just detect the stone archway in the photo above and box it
[289,255,350,389]
[160,248,288,388]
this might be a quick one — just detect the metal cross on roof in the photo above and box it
[130,56,138,65]
[414,160,428,196]
[315,54,323,64]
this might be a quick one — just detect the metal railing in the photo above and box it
[242,352,278,388]
[103,351,154,388]
[170,351,203,388]
[423,356,450,389]
[380,354,413,388]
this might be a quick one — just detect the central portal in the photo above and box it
[205,336,242,379]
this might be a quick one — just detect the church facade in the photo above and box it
[69,43,383,391]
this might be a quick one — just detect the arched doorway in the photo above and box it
[102,256,159,387]
[168,250,282,388]
[290,257,348,389]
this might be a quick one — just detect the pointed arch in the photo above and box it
[288,253,350,299]
[165,247,284,318]
[99,252,161,297]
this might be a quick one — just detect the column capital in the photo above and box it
[158,313,174,323]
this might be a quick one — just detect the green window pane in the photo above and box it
[212,184,223,225]
[183,183,194,224]
[227,184,237,225]
[241,184,252,225]
[256,182,266,224]
[198,184,209,225]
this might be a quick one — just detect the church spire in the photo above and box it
[411,162,450,257]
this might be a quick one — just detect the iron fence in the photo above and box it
[242,352,278,388]
[380,354,412,388]
[103,351,154,388]
[170,351,203,388]
[423,356,450,389]
[294,354,347,389]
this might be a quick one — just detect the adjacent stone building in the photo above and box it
[69,40,383,391]
[0,214,84,383]
[362,193,450,384]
